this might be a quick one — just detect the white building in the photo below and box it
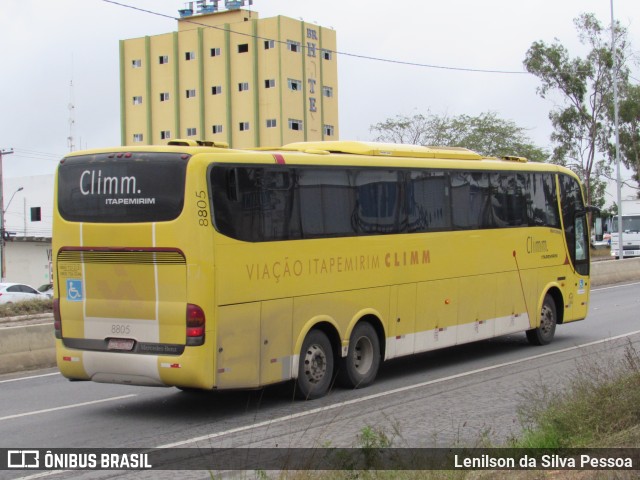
[3,175,54,288]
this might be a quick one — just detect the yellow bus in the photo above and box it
[53,140,591,399]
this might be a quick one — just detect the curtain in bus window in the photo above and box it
[451,171,491,229]
[406,171,451,232]
[260,169,300,241]
[354,170,402,234]
[490,173,528,227]
[527,173,560,228]
[297,169,356,238]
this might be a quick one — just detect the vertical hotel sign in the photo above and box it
[305,26,319,138]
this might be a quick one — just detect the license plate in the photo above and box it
[107,338,135,351]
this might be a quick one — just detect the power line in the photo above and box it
[101,0,530,75]
[11,148,63,163]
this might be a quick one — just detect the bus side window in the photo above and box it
[451,172,491,230]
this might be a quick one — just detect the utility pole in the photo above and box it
[611,0,624,260]
[0,148,14,281]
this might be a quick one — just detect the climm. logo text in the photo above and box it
[79,170,141,195]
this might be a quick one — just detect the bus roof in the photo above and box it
[279,141,483,160]
[61,140,580,177]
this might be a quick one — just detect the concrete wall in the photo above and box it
[0,320,55,375]
[2,258,638,376]
[5,240,53,287]
[590,257,640,287]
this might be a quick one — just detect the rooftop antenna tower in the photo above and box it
[67,79,76,152]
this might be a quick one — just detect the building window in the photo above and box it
[212,125,223,134]
[323,86,334,98]
[322,49,333,60]
[186,127,197,137]
[287,40,300,53]
[186,89,196,98]
[266,119,277,128]
[160,92,170,102]
[264,79,275,89]
[160,130,171,140]
[185,51,196,61]
[239,122,250,131]
[133,133,144,142]
[159,55,169,64]
[30,207,41,222]
[211,85,222,95]
[288,119,303,131]
[132,96,143,105]
[237,44,249,53]
[264,40,275,50]
[238,82,249,92]
[210,47,221,57]
[324,124,335,136]
[132,59,142,68]
[287,79,302,91]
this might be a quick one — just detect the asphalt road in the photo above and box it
[2,281,639,479]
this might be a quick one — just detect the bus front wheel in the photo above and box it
[295,329,334,400]
[338,322,381,389]
[526,295,557,346]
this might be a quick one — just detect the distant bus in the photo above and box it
[53,140,591,399]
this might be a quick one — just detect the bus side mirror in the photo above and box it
[594,217,603,241]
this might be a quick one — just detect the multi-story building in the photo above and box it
[120,1,338,148]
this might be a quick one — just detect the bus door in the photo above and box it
[559,174,590,322]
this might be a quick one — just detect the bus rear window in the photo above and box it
[57,153,188,223]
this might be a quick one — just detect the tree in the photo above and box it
[616,84,640,197]
[523,13,630,209]
[369,111,548,162]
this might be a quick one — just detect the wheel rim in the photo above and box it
[352,335,374,375]
[303,343,327,385]
[540,303,554,336]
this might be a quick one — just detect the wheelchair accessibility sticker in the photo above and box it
[66,279,83,302]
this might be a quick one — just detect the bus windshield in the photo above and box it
[612,215,640,233]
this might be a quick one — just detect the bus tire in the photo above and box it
[295,329,334,400]
[337,322,381,389]
[526,294,557,346]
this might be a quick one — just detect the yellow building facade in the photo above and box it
[120,8,338,148]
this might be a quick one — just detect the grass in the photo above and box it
[0,298,52,318]
[512,342,640,449]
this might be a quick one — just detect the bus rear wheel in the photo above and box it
[337,322,381,389]
[526,294,557,346]
[295,329,334,400]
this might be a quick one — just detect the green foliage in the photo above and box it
[0,298,52,317]
[523,12,633,207]
[616,84,640,196]
[370,111,548,162]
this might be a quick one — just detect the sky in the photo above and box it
[1,0,638,201]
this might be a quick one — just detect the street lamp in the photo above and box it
[5,187,23,214]
[1,186,24,281]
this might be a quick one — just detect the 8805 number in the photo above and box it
[195,190,209,227]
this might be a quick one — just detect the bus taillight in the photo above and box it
[53,298,62,339]
[186,304,205,346]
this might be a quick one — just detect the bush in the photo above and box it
[0,298,53,318]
